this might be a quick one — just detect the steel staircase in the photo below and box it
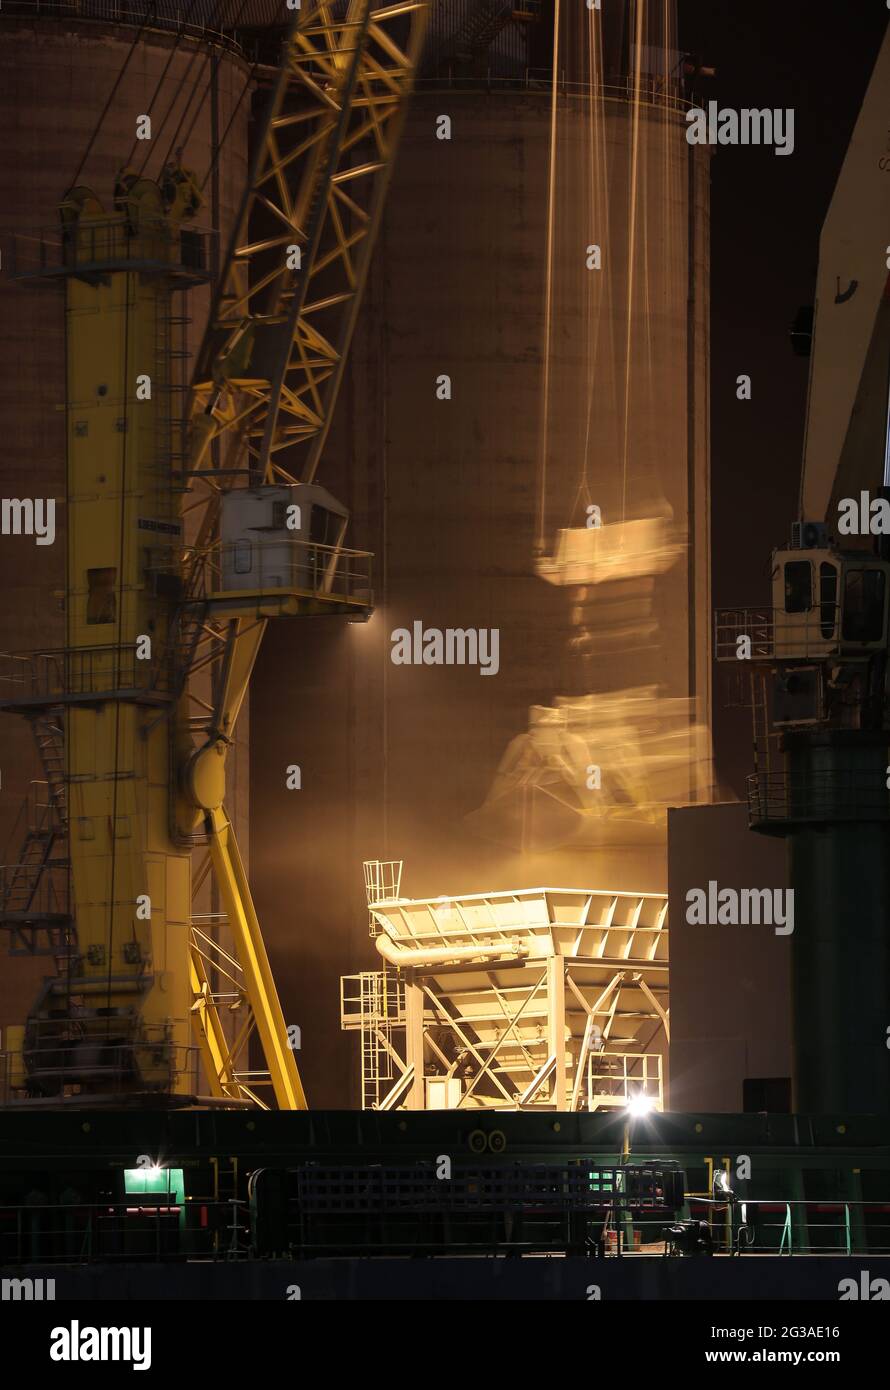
[0,711,73,958]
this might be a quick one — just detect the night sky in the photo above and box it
[678,1,887,793]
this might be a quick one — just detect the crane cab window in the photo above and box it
[784,560,812,613]
[309,506,340,548]
[819,562,838,639]
[842,568,886,644]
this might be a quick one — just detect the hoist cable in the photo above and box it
[160,0,254,173]
[69,2,160,190]
[535,0,561,557]
[125,0,213,173]
[199,53,261,194]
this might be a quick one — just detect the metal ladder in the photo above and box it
[31,711,67,828]
[359,972,397,1110]
[750,670,784,820]
[0,779,72,963]
[153,293,192,489]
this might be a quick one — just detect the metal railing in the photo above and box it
[587,1052,663,1112]
[0,1197,246,1265]
[0,644,171,706]
[0,0,248,52]
[2,780,56,862]
[715,606,848,661]
[747,769,890,827]
[363,858,403,937]
[0,859,70,921]
[340,970,406,1111]
[683,1199,890,1258]
[0,1189,886,1262]
[160,537,374,611]
[0,1035,201,1104]
[7,219,215,281]
[414,68,694,114]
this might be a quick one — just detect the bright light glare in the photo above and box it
[625,1093,653,1118]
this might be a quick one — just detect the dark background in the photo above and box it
[678,1,888,793]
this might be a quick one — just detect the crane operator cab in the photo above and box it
[220,483,349,598]
[768,523,890,729]
[772,543,889,659]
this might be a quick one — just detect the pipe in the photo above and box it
[375,934,527,967]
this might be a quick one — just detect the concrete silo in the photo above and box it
[248,1,711,1106]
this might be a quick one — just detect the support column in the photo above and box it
[547,953,568,1109]
[404,971,425,1110]
[784,731,890,1115]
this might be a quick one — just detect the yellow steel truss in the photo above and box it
[174,0,428,1108]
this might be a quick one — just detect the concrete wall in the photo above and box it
[250,88,711,1107]
[668,801,791,1112]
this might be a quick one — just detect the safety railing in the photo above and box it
[0,858,70,920]
[747,769,890,827]
[7,219,215,282]
[363,858,403,936]
[0,644,172,706]
[0,0,248,53]
[714,606,848,661]
[681,1198,890,1258]
[0,1035,201,1104]
[0,1189,886,1261]
[2,780,55,862]
[715,607,775,660]
[340,970,405,1030]
[587,1052,663,1112]
[157,538,374,610]
[414,68,693,114]
[0,1197,247,1265]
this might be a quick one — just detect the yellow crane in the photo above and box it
[0,1,428,1109]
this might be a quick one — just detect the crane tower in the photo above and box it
[0,0,428,1109]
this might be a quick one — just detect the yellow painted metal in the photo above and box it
[57,182,195,1093]
[183,0,429,556]
[207,805,307,1110]
[189,947,232,1101]
[170,1,427,1107]
[177,616,265,832]
[4,1,425,1108]
[5,1027,26,1089]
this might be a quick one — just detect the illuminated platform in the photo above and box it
[343,872,669,1113]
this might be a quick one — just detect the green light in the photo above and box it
[123,1166,185,1201]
